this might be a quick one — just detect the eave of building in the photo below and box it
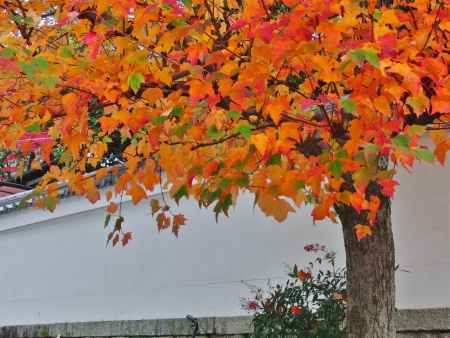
[0,167,121,216]
[0,165,166,234]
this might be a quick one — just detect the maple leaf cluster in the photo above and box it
[0,0,449,242]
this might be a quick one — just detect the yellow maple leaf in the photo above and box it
[257,193,295,222]
[251,133,269,155]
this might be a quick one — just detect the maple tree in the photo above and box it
[0,0,449,336]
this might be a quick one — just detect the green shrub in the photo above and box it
[242,244,347,338]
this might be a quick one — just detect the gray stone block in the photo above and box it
[397,308,450,331]
[214,316,252,335]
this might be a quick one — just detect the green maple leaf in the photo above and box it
[128,72,145,94]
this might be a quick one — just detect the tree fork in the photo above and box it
[335,196,396,338]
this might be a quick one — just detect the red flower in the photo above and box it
[297,270,311,281]
[290,305,302,315]
[246,300,260,311]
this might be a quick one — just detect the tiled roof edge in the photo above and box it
[0,165,123,216]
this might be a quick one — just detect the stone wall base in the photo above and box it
[1,308,450,338]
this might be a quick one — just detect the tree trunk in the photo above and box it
[335,196,396,338]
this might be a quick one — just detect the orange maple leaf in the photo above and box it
[354,224,372,241]
[106,202,119,214]
[172,213,187,237]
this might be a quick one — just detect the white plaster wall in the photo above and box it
[0,163,448,326]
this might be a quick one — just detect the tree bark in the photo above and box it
[335,195,396,338]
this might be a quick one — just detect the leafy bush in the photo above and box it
[242,244,347,338]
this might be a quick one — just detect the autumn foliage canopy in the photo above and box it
[0,0,449,244]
